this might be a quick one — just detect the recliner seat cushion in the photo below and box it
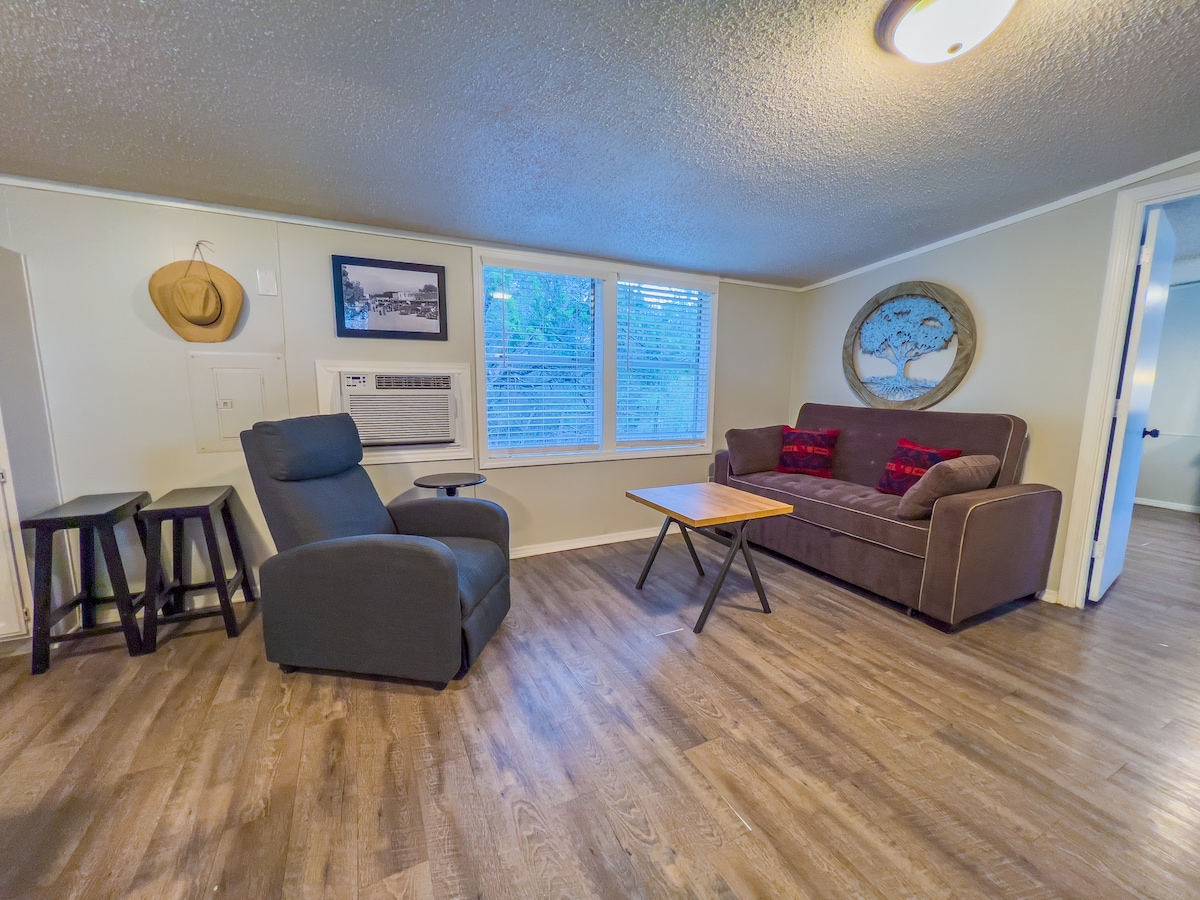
[437,536,508,616]
[728,471,930,557]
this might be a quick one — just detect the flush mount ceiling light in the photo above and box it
[876,0,1019,64]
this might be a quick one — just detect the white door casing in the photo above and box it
[0,400,32,637]
[1088,208,1176,601]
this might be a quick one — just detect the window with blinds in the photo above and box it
[478,256,717,464]
[616,281,713,447]
[482,266,601,455]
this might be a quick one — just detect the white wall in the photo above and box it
[788,161,1200,596]
[1136,281,1200,511]
[0,181,799,583]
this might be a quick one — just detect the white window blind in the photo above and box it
[616,281,713,446]
[482,266,601,455]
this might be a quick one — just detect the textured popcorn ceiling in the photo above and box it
[1164,195,1200,270]
[2,1,1200,286]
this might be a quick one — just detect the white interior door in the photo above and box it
[1089,207,1177,601]
[0,400,31,637]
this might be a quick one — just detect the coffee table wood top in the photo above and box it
[625,482,792,529]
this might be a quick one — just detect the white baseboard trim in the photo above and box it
[0,634,30,658]
[1134,497,1200,514]
[1038,588,1067,607]
[511,526,663,559]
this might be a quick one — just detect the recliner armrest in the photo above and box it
[920,484,1062,625]
[386,497,510,558]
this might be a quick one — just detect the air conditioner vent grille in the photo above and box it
[340,370,458,446]
[347,395,453,444]
[375,374,452,390]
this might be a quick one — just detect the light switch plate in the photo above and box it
[256,268,279,296]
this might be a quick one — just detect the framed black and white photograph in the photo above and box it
[332,255,448,340]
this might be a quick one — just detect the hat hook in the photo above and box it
[180,240,222,319]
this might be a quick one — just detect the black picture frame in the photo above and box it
[332,255,448,341]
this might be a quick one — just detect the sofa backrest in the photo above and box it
[795,403,1027,488]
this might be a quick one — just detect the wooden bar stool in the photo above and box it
[138,485,256,652]
[21,491,151,674]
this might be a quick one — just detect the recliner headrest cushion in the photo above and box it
[252,413,364,481]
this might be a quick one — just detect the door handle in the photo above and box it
[1143,428,1160,438]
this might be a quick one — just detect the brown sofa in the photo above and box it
[714,403,1062,626]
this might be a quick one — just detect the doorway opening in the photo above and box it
[1062,170,1200,607]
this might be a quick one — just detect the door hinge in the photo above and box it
[1092,539,1105,560]
[0,470,7,484]
[1139,243,1153,268]
[22,606,29,624]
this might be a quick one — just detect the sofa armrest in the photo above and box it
[260,533,462,680]
[386,497,510,558]
[920,484,1062,625]
[714,449,732,484]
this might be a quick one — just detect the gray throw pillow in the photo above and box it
[896,454,1001,520]
[725,426,784,476]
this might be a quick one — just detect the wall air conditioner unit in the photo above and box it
[340,372,457,446]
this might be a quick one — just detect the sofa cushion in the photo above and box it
[437,536,508,617]
[778,427,839,477]
[725,425,784,475]
[897,454,1002,520]
[877,438,962,496]
[728,471,930,557]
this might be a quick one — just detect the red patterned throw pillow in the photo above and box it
[877,438,963,496]
[778,427,840,477]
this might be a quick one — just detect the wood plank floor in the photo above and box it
[1,506,1198,898]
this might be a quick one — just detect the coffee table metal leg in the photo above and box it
[636,517,673,590]
[693,521,745,634]
[677,523,704,577]
[740,539,770,613]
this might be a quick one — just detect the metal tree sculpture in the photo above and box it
[858,296,955,400]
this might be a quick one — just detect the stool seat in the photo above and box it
[22,491,149,530]
[140,485,233,518]
[138,484,254,652]
[21,491,152,674]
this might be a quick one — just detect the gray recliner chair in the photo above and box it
[240,413,510,685]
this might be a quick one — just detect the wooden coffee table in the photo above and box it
[626,482,793,633]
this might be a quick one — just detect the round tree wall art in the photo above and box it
[842,281,976,410]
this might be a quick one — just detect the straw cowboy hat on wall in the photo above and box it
[148,242,245,342]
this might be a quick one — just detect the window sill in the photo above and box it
[479,444,713,470]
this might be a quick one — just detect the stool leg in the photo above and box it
[200,512,239,638]
[133,508,163,598]
[79,525,96,629]
[30,529,54,675]
[221,501,255,603]
[167,515,186,615]
[97,524,143,657]
[141,519,164,653]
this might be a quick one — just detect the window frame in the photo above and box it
[473,249,718,469]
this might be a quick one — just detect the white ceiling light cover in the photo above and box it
[885,0,1019,64]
